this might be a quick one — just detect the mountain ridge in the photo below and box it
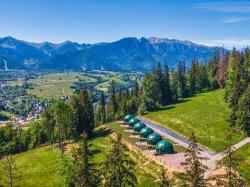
[0,36,222,71]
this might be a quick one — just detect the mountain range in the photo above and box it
[0,36,222,71]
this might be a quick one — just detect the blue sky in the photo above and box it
[0,0,250,48]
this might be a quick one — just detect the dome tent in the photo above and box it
[133,122,146,132]
[140,127,153,138]
[124,114,134,122]
[147,133,162,145]
[155,140,174,154]
[128,118,140,127]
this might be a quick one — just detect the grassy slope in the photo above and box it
[1,146,60,187]
[143,89,245,152]
[0,128,159,187]
[234,144,250,185]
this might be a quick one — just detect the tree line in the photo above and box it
[95,49,230,122]
[224,48,250,135]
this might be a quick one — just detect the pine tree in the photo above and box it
[176,132,208,187]
[236,85,250,135]
[139,73,160,114]
[207,55,218,89]
[170,69,179,101]
[241,49,249,92]
[158,167,171,187]
[69,94,81,139]
[195,64,209,92]
[70,89,95,139]
[108,80,117,120]
[134,77,139,97]
[117,88,123,118]
[211,130,245,187]
[177,61,187,98]
[225,49,243,127]
[52,100,73,151]
[188,60,197,96]
[244,48,250,84]
[154,62,166,105]
[124,89,130,101]
[99,91,106,124]
[217,49,229,88]
[85,90,95,137]
[73,132,100,187]
[103,134,137,187]
[163,63,173,104]
[42,107,56,145]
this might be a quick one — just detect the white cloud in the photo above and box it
[220,17,250,23]
[193,39,250,49]
[193,2,250,13]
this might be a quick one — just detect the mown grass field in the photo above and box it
[22,72,93,99]
[0,127,160,187]
[143,89,245,152]
[234,143,250,185]
[15,71,138,98]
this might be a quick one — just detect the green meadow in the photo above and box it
[143,89,245,152]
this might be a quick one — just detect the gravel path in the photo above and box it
[204,137,250,178]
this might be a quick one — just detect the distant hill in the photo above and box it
[0,36,222,71]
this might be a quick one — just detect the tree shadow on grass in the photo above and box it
[153,105,176,112]
[174,98,190,104]
[148,99,190,113]
[89,149,102,156]
[92,127,112,139]
[89,128,112,156]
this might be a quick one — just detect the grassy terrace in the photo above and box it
[107,122,187,153]
[0,127,160,187]
[142,89,245,152]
